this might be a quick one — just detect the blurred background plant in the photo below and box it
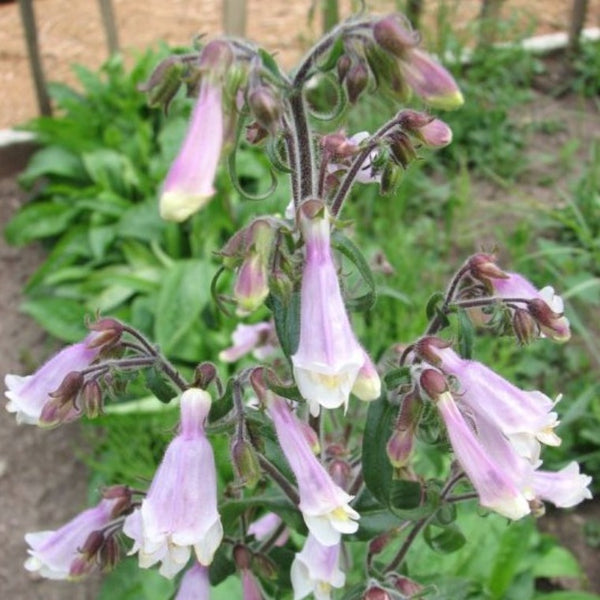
[4,1,600,597]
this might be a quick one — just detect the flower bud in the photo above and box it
[80,530,105,558]
[234,253,270,316]
[248,87,282,134]
[193,361,218,389]
[87,317,124,350]
[389,131,417,168]
[368,531,393,555]
[415,336,452,365]
[49,371,84,406]
[386,427,414,468]
[328,458,352,489]
[246,121,269,145]
[321,132,359,158]
[373,15,419,57]
[352,353,382,402]
[402,49,464,110]
[414,118,452,147]
[231,437,262,488]
[512,308,537,345]
[199,39,234,72]
[100,535,120,572]
[379,162,402,195]
[468,253,508,282]
[337,54,352,82]
[362,585,392,600]
[419,368,449,400]
[252,553,278,580]
[82,380,103,419]
[388,574,424,597]
[527,298,570,342]
[233,545,252,570]
[345,63,369,104]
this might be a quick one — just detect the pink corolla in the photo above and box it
[290,534,345,600]
[4,335,100,425]
[488,272,571,342]
[241,569,265,600]
[218,322,277,363]
[160,80,224,221]
[291,202,379,415]
[429,344,560,462]
[25,498,117,580]
[176,563,211,600]
[248,512,289,547]
[123,388,223,578]
[254,380,359,546]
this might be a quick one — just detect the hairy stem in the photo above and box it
[257,455,300,505]
[289,91,315,200]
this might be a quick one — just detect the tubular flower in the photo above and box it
[123,388,223,578]
[290,534,345,600]
[160,80,224,221]
[5,335,100,425]
[265,391,359,546]
[488,272,571,342]
[219,322,277,363]
[248,512,289,547]
[430,345,560,462]
[291,202,374,415]
[532,462,592,508]
[176,563,211,600]
[25,499,118,580]
[241,568,265,600]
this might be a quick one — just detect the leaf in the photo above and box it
[19,146,86,187]
[4,201,80,245]
[424,523,467,554]
[318,35,345,72]
[82,149,140,195]
[267,290,301,359]
[362,395,396,506]
[21,297,88,342]
[456,308,474,359]
[154,259,211,355]
[426,291,446,320]
[144,366,177,403]
[259,48,283,80]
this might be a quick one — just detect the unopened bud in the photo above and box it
[87,318,123,349]
[352,353,381,402]
[252,553,278,580]
[246,121,269,145]
[337,54,352,82]
[389,574,424,597]
[49,371,84,406]
[193,362,218,389]
[419,368,448,400]
[248,88,282,134]
[468,253,508,282]
[199,40,234,71]
[512,308,537,345]
[233,545,252,570]
[373,15,419,57]
[102,484,131,500]
[386,427,414,468]
[362,586,392,600]
[80,530,105,558]
[379,162,402,195]
[321,132,359,158]
[402,49,464,110]
[82,380,103,419]
[527,298,570,342]
[389,131,417,168]
[100,536,120,571]
[328,458,352,488]
[415,118,452,147]
[415,335,452,365]
[345,63,369,104]
[369,531,393,555]
[234,253,270,316]
[231,438,261,488]
[138,57,185,113]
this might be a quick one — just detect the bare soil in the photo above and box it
[0,0,599,128]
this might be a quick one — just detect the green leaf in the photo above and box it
[318,35,345,72]
[268,290,301,359]
[259,48,283,80]
[456,308,474,359]
[154,259,211,354]
[362,395,395,506]
[144,366,178,403]
[21,297,88,342]
[426,291,446,320]
[19,146,86,187]
[4,201,79,245]
[488,518,534,599]
[82,149,140,195]
[331,231,377,312]
[424,523,467,554]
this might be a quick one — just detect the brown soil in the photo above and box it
[0,0,599,128]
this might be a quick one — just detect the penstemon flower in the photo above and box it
[251,373,359,546]
[175,562,211,600]
[290,534,345,600]
[219,322,277,363]
[425,342,561,462]
[291,201,377,415]
[25,498,118,580]
[123,388,223,578]
[4,335,100,425]
[248,512,289,547]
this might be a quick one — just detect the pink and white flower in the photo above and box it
[123,388,223,578]
[290,534,345,600]
[291,202,377,415]
[247,512,289,547]
[260,388,359,546]
[5,335,100,425]
[25,498,117,580]
[219,322,277,363]
[175,563,211,600]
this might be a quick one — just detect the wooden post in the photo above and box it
[98,0,120,55]
[18,0,52,117]
[567,0,589,57]
[223,0,247,37]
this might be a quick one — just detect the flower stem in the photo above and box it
[257,454,300,505]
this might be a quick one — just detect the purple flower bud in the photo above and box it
[373,15,420,57]
[401,49,464,110]
[123,388,223,577]
[291,534,345,600]
[351,352,382,402]
[248,87,282,134]
[231,437,261,488]
[414,118,453,147]
[345,63,369,104]
[5,336,100,425]
[234,253,270,316]
[160,80,224,221]
[24,498,118,580]
[176,563,211,600]
[386,428,414,468]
